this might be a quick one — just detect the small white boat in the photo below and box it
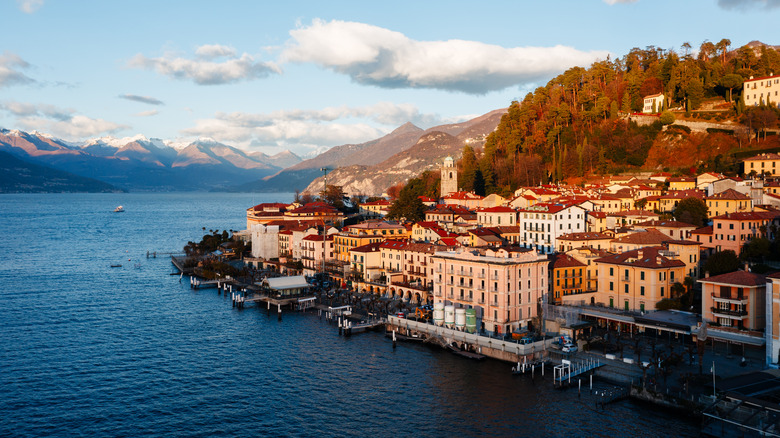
[114,206,124,213]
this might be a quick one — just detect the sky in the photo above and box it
[1,0,779,157]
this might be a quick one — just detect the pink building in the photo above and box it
[708,211,780,254]
[431,246,547,335]
[699,269,766,332]
[301,234,334,277]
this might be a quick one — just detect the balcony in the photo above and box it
[435,267,442,273]
[477,299,485,305]
[711,293,748,305]
[621,275,630,282]
[446,293,454,299]
[711,307,748,319]
[458,270,472,277]
[477,273,485,279]
[490,275,499,281]
[476,284,485,291]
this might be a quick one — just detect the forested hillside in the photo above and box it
[460,40,780,197]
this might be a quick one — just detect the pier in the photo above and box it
[553,357,604,386]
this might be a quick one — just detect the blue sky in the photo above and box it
[1,0,778,157]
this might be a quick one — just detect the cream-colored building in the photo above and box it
[744,152,780,178]
[431,247,547,335]
[642,93,664,113]
[743,74,780,107]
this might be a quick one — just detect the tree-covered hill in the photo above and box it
[461,40,780,197]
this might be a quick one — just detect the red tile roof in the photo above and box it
[595,246,686,268]
[700,270,767,287]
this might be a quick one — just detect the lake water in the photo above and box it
[0,193,698,437]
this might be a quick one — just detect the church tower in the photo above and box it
[440,156,457,197]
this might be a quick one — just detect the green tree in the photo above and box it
[659,110,675,125]
[740,237,771,263]
[386,185,426,222]
[672,197,709,227]
[472,169,486,196]
[319,185,345,211]
[460,145,478,192]
[719,74,743,102]
[703,250,741,276]
[686,78,705,110]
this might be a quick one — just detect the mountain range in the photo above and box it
[0,130,301,192]
[1,108,504,194]
[231,108,507,195]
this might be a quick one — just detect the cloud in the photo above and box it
[179,102,446,155]
[281,19,610,94]
[135,110,159,117]
[1,101,74,121]
[119,94,164,105]
[1,100,128,138]
[17,115,127,138]
[603,0,637,4]
[717,0,780,9]
[195,44,237,59]
[127,44,280,85]
[16,0,43,13]
[0,52,36,88]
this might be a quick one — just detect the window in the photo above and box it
[661,287,665,297]
[609,281,614,291]
[640,272,645,280]
[640,286,645,296]
[624,284,629,294]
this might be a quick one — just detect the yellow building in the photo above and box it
[334,221,407,262]
[595,246,686,313]
[706,188,753,218]
[550,254,586,305]
[744,152,780,178]
[668,177,696,191]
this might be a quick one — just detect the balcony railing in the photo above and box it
[711,293,748,304]
[711,307,748,318]
[621,275,630,282]
[477,273,485,279]
[459,271,472,277]
[435,267,442,273]
[477,299,485,304]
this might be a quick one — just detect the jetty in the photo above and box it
[554,357,604,386]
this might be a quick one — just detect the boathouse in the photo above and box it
[263,276,310,297]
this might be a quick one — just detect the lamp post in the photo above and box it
[711,360,716,397]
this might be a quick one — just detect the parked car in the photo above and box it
[562,343,578,353]
[396,311,406,319]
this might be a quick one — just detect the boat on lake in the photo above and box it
[114,206,124,213]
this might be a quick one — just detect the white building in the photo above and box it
[744,74,780,107]
[642,93,664,113]
[516,203,588,254]
[250,224,279,259]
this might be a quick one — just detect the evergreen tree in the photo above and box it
[460,145,478,192]
[473,169,486,196]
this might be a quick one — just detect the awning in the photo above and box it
[265,275,309,290]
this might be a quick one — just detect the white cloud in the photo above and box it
[603,0,637,4]
[119,94,164,105]
[135,110,159,117]
[178,102,447,155]
[281,19,610,94]
[128,44,280,85]
[17,115,128,138]
[718,0,780,9]
[16,0,43,13]
[0,52,35,88]
[195,44,237,59]
[1,100,127,138]
[1,101,74,121]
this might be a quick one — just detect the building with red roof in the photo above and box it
[700,268,767,337]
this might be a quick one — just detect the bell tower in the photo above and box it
[440,156,457,197]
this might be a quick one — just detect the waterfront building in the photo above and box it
[766,272,780,366]
[431,246,548,335]
[516,203,588,254]
[565,246,612,302]
[250,224,279,259]
[285,202,344,224]
[706,189,753,218]
[334,221,408,262]
[594,246,686,313]
[246,202,290,228]
[550,253,586,305]
[744,152,780,178]
[700,269,767,351]
[348,241,383,283]
[743,74,780,107]
[440,156,458,197]
[301,234,334,277]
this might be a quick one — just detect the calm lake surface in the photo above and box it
[0,193,698,437]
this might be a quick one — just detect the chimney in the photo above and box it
[705,271,710,278]
[745,263,750,272]
[637,250,644,259]
[656,256,662,265]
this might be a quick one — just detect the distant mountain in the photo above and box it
[0,150,122,193]
[0,129,300,192]
[230,111,505,194]
[301,109,507,196]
